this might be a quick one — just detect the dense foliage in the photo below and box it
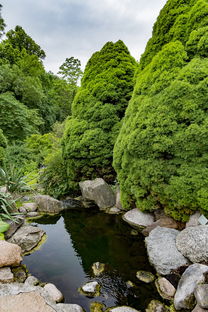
[113,0,208,221]
[0,129,6,166]
[62,40,136,193]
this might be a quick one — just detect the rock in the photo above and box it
[155,277,176,300]
[145,227,188,275]
[106,207,121,214]
[146,300,167,312]
[176,225,208,263]
[142,216,180,236]
[25,275,39,286]
[108,307,140,312]
[115,188,123,210]
[19,207,27,214]
[90,302,105,312]
[0,291,55,312]
[0,267,14,283]
[123,208,154,230]
[22,202,37,212]
[192,304,208,312]
[79,178,116,210]
[131,230,138,236]
[194,284,208,309]
[27,212,39,218]
[136,271,155,283]
[9,225,45,253]
[0,241,22,267]
[35,195,63,214]
[126,281,135,288]
[56,303,84,312]
[61,198,84,210]
[186,212,201,228]
[92,262,105,276]
[174,264,208,310]
[4,218,24,240]
[80,281,100,297]
[44,283,63,303]
[0,186,7,193]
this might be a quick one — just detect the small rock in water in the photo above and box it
[155,277,176,300]
[126,280,135,288]
[44,283,64,303]
[108,307,140,312]
[80,281,100,297]
[136,270,155,283]
[131,229,138,236]
[106,207,121,214]
[0,267,14,283]
[90,301,106,312]
[146,300,167,312]
[194,284,208,309]
[92,262,105,276]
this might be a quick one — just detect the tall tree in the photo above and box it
[58,57,83,85]
[113,0,208,221]
[62,40,136,193]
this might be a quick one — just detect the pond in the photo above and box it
[23,209,161,311]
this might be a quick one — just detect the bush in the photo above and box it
[113,0,208,221]
[62,40,136,193]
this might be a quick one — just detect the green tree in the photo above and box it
[62,40,136,193]
[58,57,83,85]
[113,0,208,221]
[6,26,46,59]
[0,4,5,38]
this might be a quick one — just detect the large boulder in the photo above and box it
[145,227,189,275]
[35,195,63,214]
[176,225,208,263]
[9,225,45,253]
[123,208,154,230]
[194,284,208,309]
[174,264,208,310]
[79,178,115,210]
[44,283,63,303]
[0,241,22,267]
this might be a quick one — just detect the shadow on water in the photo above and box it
[23,210,161,311]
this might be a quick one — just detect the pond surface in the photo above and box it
[23,209,161,312]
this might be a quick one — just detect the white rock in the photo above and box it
[123,208,154,229]
[145,227,188,275]
[174,264,208,310]
[81,281,99,294]
[44,283,63,303]
[0,267,14,283]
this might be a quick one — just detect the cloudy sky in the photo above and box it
[0,0,166,74]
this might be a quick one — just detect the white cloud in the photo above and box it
[0,0,167,73]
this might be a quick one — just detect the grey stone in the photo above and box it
[27,212,39,217]
[0,267,14,283]
[0,241,22,267]
[155,277,176,300]
[194,284,208,309]
[24,276,39,286]
[186,212,201,228]
[44,283,63,303]
[19,207,27,213]
[142,216,180,236]
[56,303,84,312]
[81,281,99,295]
[9,225,45,253]
[146,300,167,312]
[145,227,188,275]
[22,202,37,212]
[108,307,140,312]
[136,271,155,283]
[92,262,105,276]
[106,207,121,214]
[4,218,24,239]
[192,304,208,312]
[123,208,154,230]
[174,264,208,310]
[79,178,116,210]
[36,195,63,214]
[176,225,208,263]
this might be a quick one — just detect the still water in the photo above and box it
[23,209,160,311]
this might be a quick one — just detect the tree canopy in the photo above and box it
[62,40,136,193]
[113,0,208,221]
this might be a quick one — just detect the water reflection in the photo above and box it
[23,210,161,311]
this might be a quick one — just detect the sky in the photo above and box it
[0,0,167,74]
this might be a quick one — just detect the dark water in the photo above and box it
[23,210,160,311]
